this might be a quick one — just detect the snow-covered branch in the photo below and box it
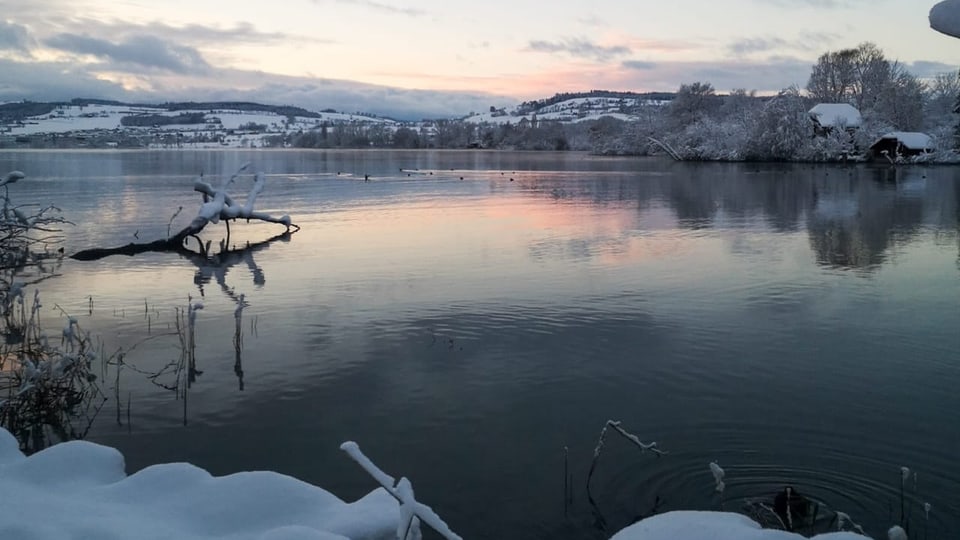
[71,166,298,261]
[340,441,462,540]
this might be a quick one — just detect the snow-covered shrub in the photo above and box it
[0,172,105,453]
[667,118,747,161]
[742,88,813,161]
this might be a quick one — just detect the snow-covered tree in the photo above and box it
[872,63,927,131]
[742,87,811,161]
[806,43,894,109]
[924,70,960,130]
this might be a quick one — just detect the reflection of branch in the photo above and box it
[189,229,290,300]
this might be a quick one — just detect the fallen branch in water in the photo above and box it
[70,164,299,261]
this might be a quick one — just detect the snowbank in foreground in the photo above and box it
[0,428,399,540]
[931,0,960,38]
[610,511,870,540]
[0,427,877,540]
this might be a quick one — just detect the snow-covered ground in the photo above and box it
[1,103,397,147]
[0,427,401,540]
[0,427,884,540]
[463,96,666,125]
[610,511,871,540]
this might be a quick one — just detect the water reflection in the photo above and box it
[2,151,958,540]
[514,163,957,273]
[191,230,290,300]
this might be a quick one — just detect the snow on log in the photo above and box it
[71,167,298,261]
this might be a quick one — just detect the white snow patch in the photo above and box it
[930,0,960,38]
[887,525,908,540]
[0,428,400,540]
[872,132,933,151]
[809,104,863,129]
[610,511,870,540]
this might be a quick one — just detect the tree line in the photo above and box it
[277,42,958,161]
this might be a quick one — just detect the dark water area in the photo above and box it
[0,149,957,539]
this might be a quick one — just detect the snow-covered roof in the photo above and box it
[871,131,934,150]
[809,104,862,129]
[930,0,960,38]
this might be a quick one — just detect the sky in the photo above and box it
[0,0,956,119]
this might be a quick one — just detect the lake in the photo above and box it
[0,149,957,539]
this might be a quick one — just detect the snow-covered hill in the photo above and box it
[0,102,398,148]
[0,92,676,149]
[463,95,669,125]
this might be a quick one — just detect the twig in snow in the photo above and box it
[340,441,462,540]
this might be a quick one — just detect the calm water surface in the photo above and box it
[1,150,958,539]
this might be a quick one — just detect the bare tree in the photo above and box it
[848,42,892,111]
[807,49,857,103]
[807,42,895,111]
[668,81,720,128]
[872,63,927,131]
[925,70,960,129]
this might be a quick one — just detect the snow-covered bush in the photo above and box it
[667,118,747,161]
[742,88,812,161]
[0,171,105,454]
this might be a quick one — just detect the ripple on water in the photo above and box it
[584,420,955,538]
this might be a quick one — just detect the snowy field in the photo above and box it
[0,426,888,540]
[1,103,396,141]
[463,97,665,125]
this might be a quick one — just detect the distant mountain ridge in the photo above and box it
[0,99,332,124]
[516,90,675,114]
[1,91,679,125]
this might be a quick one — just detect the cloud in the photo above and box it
[4,7,323,51]
[727,33,839,56]
[0,57,512,120]
[44,34,211,73]
[728,37,791,55]
[170,70,511,120]
[622,60,657,70]
[0,58,129,101]
[531,57,814,97]
[906,60,959,78]
[77,20,307,46]
[759,0,869,7]
[577,16,608,28]
[0,21,35,53]
[313,0,425,16]
[526,38,630,62]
